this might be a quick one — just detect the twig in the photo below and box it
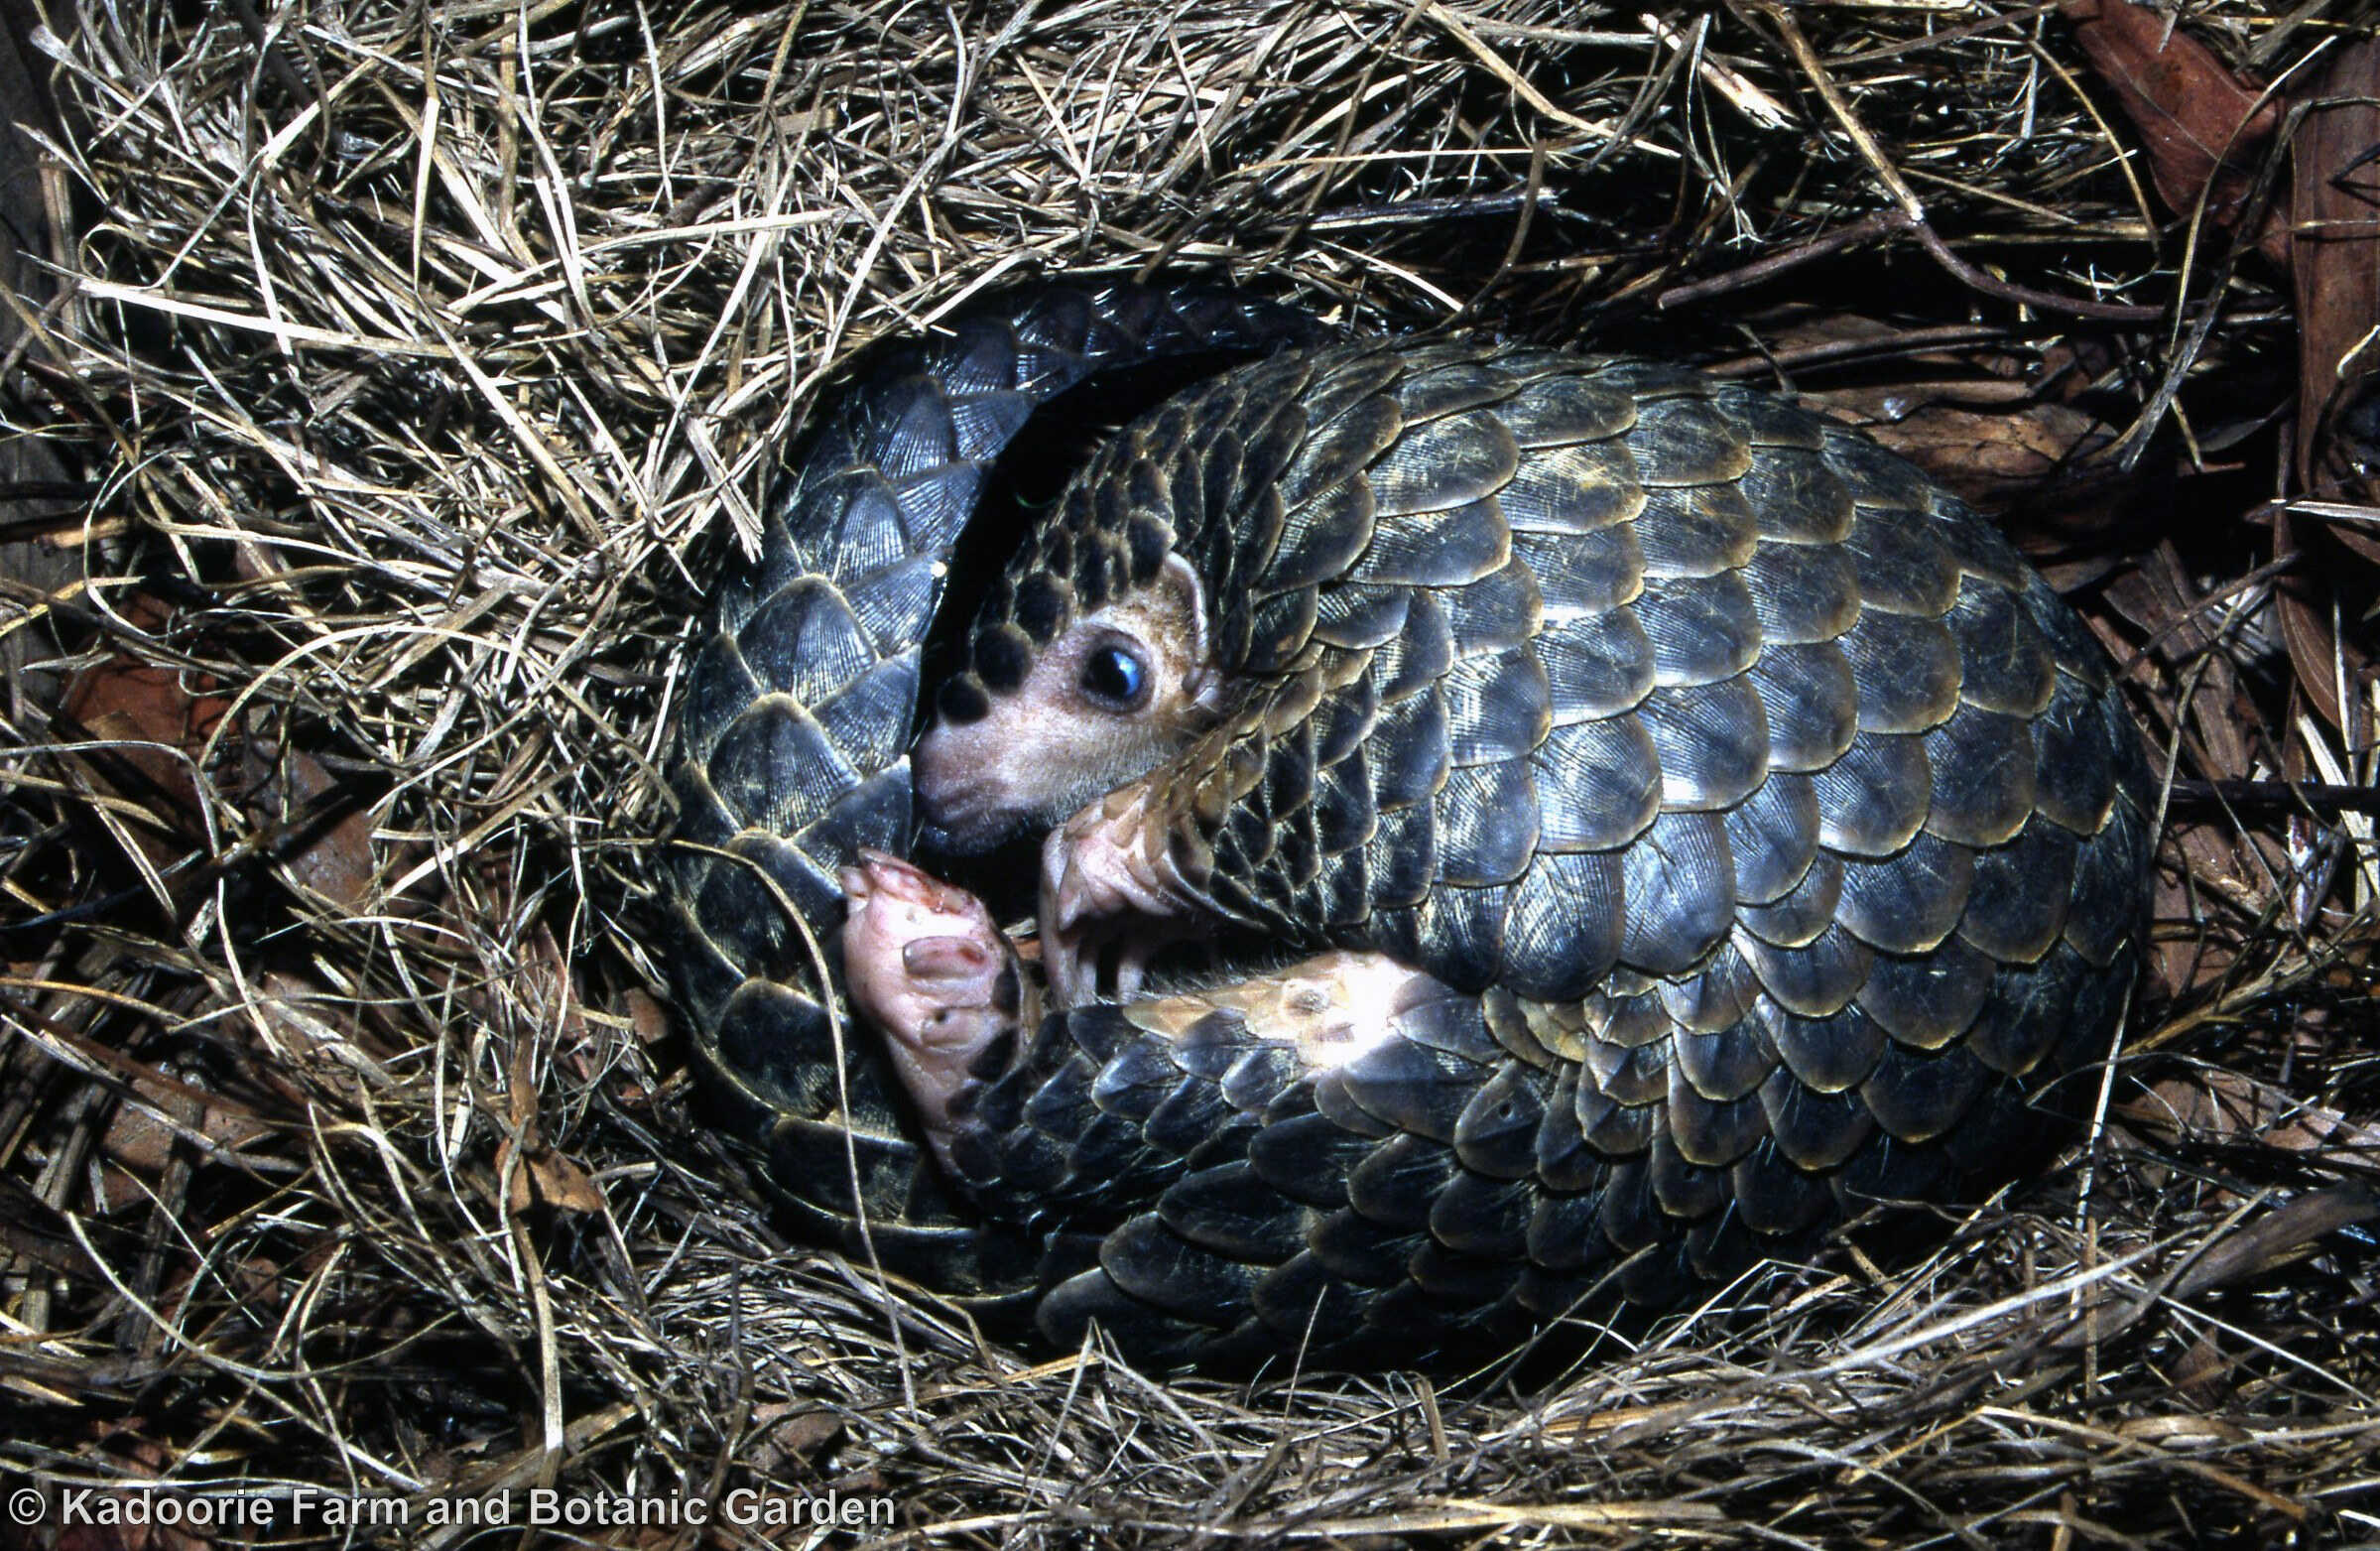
[1724,4,2163,323]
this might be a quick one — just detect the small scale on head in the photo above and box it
[916,549,1221,852]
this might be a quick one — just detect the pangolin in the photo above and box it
[668,286,2155,1370]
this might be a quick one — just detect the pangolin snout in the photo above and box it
[913,723,1023,851]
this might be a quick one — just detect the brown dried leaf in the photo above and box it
[2272,511,2347,729]
[2275,44,2380,732]
[1810,386,2118,511]
[56,1516,211,1551]
[239,737,378,911]
[2100,544,2267,824]
[22,996,282,1185]
[0,1175,138,1281]
[487,924,609,1217]
[248,971,391,1106]
[2129,1068,2380,1155]
[47,1440,216,1551]
[2063,0,2281,244]
[743,1403,847,1474]
[98,1103,182,1178]
[2166,1337,2233,1408]
[525,1147,607,1215]
[61,655,230,863]
[2330,518,2380,568]
[500,1032,543,1217]
[2291,40,2380,498]
[63,603,383,905]
[623,987,669,1045]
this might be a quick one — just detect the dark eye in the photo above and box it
[1078,644,1150,711]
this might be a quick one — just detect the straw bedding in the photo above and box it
[0,1,2373,1544]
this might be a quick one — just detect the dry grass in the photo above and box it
[1,0,2374,1545]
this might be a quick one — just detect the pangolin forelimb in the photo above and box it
[1039,778,1212,1006]
[839,849,1026,1173]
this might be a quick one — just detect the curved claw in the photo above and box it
[1039,783,1200,1008]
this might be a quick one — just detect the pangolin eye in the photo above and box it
[1078,644,1151,711]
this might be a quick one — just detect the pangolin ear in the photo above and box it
[1149,552,1229,715]
[1152,551,1212,682]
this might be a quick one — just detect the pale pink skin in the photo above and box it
[838,849,1019,1173]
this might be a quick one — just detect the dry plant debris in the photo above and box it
[0,0,2373,1546]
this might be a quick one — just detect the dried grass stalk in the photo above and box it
[0,1,2371,1545]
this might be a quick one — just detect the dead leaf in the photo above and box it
[500,1031,544,1217]
[248,971,393,1106]
[60,653,230,868]
[16,995,282,1180]
[2291,39,2380,498]
[624,988,669,1045]
[60,596,387,907]
[2265,41,2380,732]
[2271,512,2348,729]
[491,924,607,1217]
[2062,0,2283,254]
[1810,386,2120,511]
[742,1403,847,1474]
[99,1102,183,1178]
[2165,1336,2233,1408]
[2128,1067,2380,1155]
[525,1147,607,1215]
[238,736,378,911]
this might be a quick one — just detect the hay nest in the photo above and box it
[1,0,2375,1543]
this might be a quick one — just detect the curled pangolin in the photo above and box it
[666,284,2154,1369]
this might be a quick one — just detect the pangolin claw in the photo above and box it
[1040,781,1199,1008]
